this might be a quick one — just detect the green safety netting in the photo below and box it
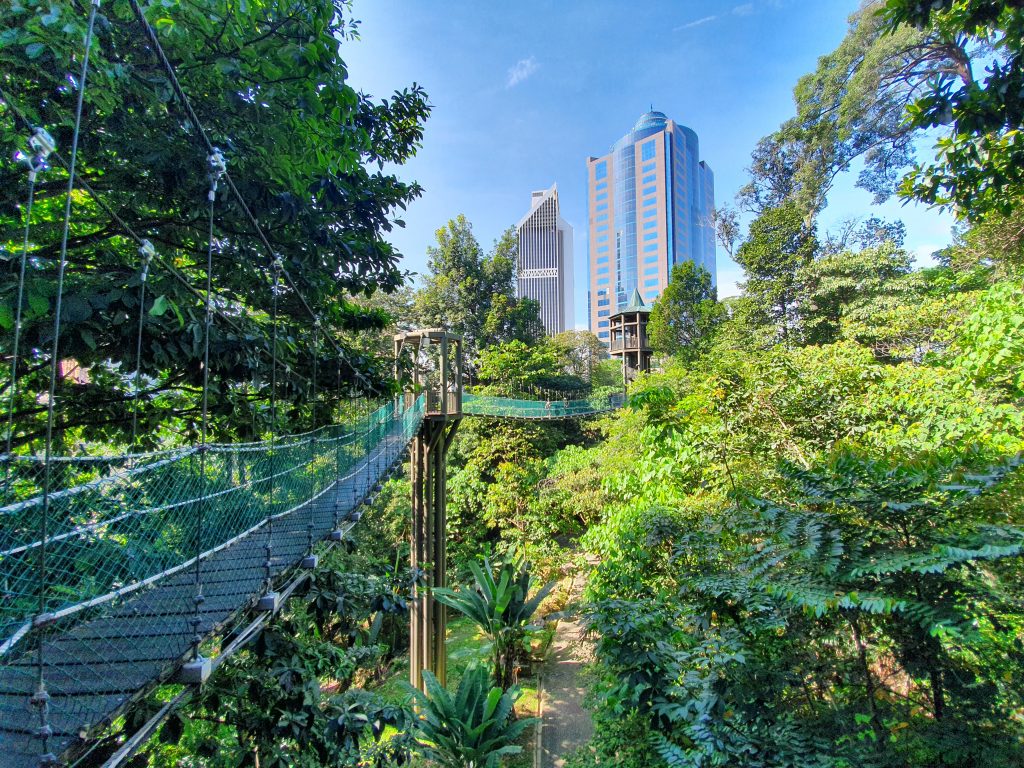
[0,394,424,766]
[462,392,624,419]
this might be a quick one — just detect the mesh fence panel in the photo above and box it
[0,394,424,767]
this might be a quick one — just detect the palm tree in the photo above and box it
[433,557,554,689]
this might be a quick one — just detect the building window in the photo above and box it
[596,213,608,222]
[643,220,657,230]
[597,235,608,243]
[598,330,609,339]
[644,266,658,276]
[596,192,608,201]
[597,277,610,285]
[643,244,658,252]
[644,278,659,287]
[596,203,608,211]
[644,255,659,264]
[597,255,609,264]
[598,309,610,317]
[598,298,610,306]
[642,162,656,173]
[595,160,607,180]
[643,232,657,241]
[597,224,608,232]
[596,181,608,191]
[643,208,657,219]
[597,289,607,296]
[597,244,609,252]
[643,197,657,208]
[642,173,656,184]
[597,266,609,275]
[642,185,656,196]
[641,140,655,161]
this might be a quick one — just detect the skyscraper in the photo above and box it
[587,110,716,344]
[516,184,574,335]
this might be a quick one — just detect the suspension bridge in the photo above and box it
[0,5,624,766]
[0,371,619,768]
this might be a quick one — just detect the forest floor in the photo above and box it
[537,567,595,768]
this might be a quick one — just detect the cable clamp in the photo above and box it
[208,148,227,176]
[29,127,56,161]
[208,148,227,199]
[139,239,156,260]
[29,689,50,706]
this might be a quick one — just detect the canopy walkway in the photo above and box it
[0,387,623,767]
[0,398,424,767]
[463,393,624,419]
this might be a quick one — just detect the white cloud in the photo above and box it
[674,14,718,31]
[506,56,539,88]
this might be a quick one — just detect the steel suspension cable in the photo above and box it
[0,83,321,401]
[129,241,154,451]
[34,2,101,764]
[304,320,320,566]
[187,149,225,666]
[264,257,282,597]
[4,127,55,493]
[126,0,348,361]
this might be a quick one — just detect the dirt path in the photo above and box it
[536,570,594,768]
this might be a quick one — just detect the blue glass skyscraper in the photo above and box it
[587,110,716,343]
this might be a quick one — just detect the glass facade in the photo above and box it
[587,110,716,344]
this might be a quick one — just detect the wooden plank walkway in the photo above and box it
[0,426,413,768]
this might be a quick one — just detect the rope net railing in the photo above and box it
[461,392,624,419]
[0,394,424,765]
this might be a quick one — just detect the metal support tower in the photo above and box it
[394,329,463,691]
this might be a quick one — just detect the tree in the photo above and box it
[884,0,1024,218]
[647,261,724,360]
[0,0,429,449]
[711,205,742,259]
[415,217,542,363]
[475,340,565,396]
[551,330,606,381]
[734,201,818,343]
[739,1,974,223]
[798,242,915,345]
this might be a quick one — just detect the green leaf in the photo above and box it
[149,295,169,317]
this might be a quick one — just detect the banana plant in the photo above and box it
[408,665,536,768]
[433,557,554,689]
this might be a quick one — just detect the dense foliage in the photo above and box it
[1,0,428,452]
[539,4,1024,764]
[409,665,536,768]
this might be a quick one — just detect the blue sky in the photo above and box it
[342,0,955,329]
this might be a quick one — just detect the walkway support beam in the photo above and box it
[394,329,463,691]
